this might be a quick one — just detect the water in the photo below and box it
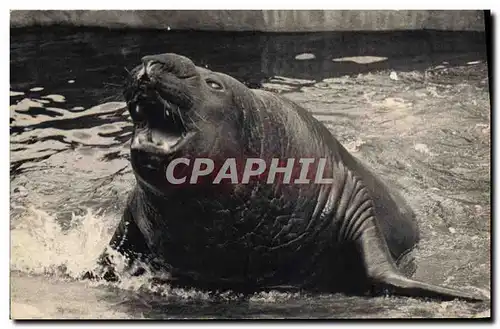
[10,27,491,319]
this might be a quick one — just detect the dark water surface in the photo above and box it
[10,28,487,116]
[10,27,490,319]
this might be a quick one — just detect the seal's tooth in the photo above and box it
[137,130,149,143]
[131,132,147,150]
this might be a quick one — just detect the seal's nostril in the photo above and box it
[136,60,163,81]
[141,55,159,65]
[145,61,162,77]
[141,53,197,79]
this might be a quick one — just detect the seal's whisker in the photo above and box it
[170,105,179,126]
[98,93,123,104]
[103,82,122,87]
[176,106,189,130]
[191,111,209,123]
[190,93,204,104]
[187,115,202,131]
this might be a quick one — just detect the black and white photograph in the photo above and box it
[9,9,492,319]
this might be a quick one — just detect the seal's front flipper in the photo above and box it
[108,208,151,259]
[357,218,488,302]
[83,208,152,281]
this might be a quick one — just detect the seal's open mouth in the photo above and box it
[124,54,200,157]
[129,93,196,156]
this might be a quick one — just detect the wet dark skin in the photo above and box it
[88,53,486,301]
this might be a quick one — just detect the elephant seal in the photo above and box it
[97,53,484,301]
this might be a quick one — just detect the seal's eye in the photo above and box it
[206,79,223,90]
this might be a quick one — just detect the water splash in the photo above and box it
[11,207,114,278]
[10,206,234,303]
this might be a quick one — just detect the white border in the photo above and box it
[3,1,499,10]
[4,4,497,328]
[4,3,11,326]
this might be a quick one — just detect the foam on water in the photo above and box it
[11,207,114,278]
[9,206,237,319]
[249,291,301,303]
[9,205,269,304]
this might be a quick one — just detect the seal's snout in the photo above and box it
[124,53,199,127]
[141,53,197,79]
[124,53,202,160]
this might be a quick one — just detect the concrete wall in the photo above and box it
[10,10,485,32]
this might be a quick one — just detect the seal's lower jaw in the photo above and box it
[130,126,196,195]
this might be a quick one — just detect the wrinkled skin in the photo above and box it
[93,53,485,301]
